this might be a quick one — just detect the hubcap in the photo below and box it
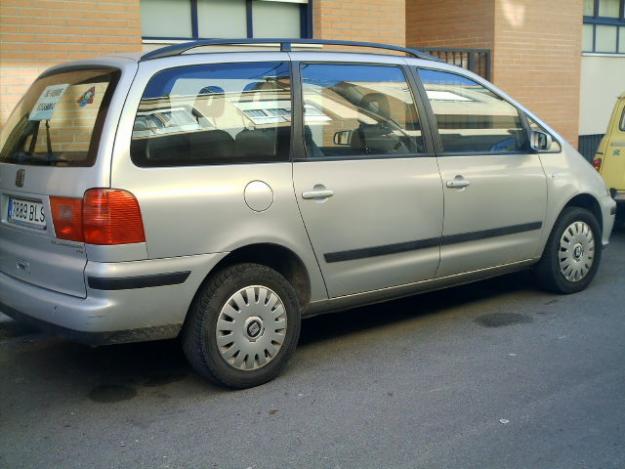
[216,285,287,371]
[559,221,595,282]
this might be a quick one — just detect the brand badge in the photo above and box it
[247,320,262,338]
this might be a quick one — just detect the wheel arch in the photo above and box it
[195,243,312,308]
[539,192,604,260]
[562,193,603,233]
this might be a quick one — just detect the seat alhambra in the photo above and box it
[0,39,617,388]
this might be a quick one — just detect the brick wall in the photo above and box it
[0,0,142,127]
[493,0,583,145]
[406,0,495,49]
[314,0,405,46]
[1,0,583,144]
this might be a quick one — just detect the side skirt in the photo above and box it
[302,259,537,319]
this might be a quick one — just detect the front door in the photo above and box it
[293,62,444,298]
[417,68,548,277]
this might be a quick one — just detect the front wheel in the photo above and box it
[182,263,301,389]
[534,207,602,294]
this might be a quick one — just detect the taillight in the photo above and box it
[592,158,602,172]
[50,189,145,245]
[50,197,83,242]
[83,189,145,245]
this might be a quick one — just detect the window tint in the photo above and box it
[301,64,425,158]
[418,69,528,154]
[253,1,302,38]
[599,0,621,18]
[131,62,292,167]
[197,0,247,38]
[596,25,618,53]
[141,0,193,38]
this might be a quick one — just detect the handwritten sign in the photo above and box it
[29,84,69,121]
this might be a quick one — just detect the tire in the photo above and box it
[182,263,301,389]
[534,207,602,294]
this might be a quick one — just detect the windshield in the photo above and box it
[0,68,120,167]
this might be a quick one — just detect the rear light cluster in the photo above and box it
[592,158,602,172]
[50,189,145,245]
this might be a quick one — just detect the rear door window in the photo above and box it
[417,69,528,154]
[301,63,425,158]
[131,62,292,167]
[0,68,119,167]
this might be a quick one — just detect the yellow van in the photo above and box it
[594,93,625,212]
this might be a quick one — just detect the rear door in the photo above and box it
[0,68,120,297]
[292,61,444,298]
[601,98,625,191]
[415,68,548,276]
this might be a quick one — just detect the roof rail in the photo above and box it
[140,38,439,62]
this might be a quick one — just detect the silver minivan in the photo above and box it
[0,39,617,388]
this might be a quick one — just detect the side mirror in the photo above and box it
[333,130,353,146]
[529,130,553,152]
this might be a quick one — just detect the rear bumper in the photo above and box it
[0,252,227,345]
[600,194,618,246]
[608,190,625,222]
[611,190,625,203]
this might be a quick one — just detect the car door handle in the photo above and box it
[446,177,471,189]
[302,188,334,200]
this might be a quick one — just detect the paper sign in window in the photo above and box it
[29,84,69,121]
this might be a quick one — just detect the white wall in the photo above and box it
[579,55,625,136]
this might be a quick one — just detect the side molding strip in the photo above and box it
[324,222,543,263]
[88,271,191,290]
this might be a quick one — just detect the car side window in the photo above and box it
[418,69,528,154]
[131,62,291,167]
[301,63,425,158]
[620,106,625,132]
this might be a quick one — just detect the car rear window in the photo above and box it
[0,68,120,167]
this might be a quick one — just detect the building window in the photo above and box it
[583,0,625,53]
[141,0,312,40]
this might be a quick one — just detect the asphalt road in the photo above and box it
[1,226,625,469]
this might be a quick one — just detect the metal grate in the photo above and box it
[578,134,604,162]
[418,48,492,80]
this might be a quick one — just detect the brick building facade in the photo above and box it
[1,0,624,151]
[0,0,142,125]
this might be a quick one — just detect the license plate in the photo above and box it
[7,197,47,229]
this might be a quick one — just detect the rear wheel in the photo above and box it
[182,263,301,389]
[534,207,602,294]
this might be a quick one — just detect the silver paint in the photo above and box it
[0,50,617,344]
